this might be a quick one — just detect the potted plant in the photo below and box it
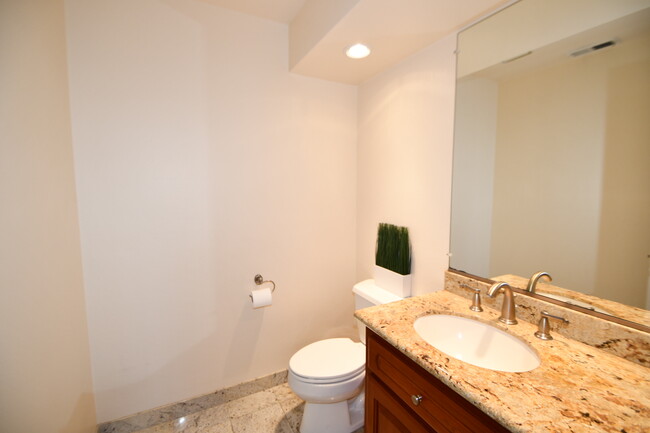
[373,223,411,297]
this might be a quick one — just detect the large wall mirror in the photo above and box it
[450,0,650,329]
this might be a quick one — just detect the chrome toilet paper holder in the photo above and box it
[249,274,276,301]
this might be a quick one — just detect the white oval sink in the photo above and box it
[413,315,540,373]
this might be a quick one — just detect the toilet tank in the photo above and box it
[353,279,404,344]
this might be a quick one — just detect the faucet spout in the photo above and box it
[488,282,518,325]
[526,271,552,293]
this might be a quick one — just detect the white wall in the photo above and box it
[594,36,650,307]
[450,78,498,276]
[489,56,605,292]
[0,1,97,432]
[65,0,357,422]
[356,35,457,294]
[489,33,650,301]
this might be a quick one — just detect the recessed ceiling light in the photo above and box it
[345,43,371,59]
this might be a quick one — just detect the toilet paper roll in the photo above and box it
[251,287,272,308]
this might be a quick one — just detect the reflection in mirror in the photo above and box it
[450,0,650,327]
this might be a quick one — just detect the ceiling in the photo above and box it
[205,0,509,84]
[465,6,650,82]
[203,0,306,23]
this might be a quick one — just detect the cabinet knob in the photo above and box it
[411,394,423,406]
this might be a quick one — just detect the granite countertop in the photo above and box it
[355,290,650,433]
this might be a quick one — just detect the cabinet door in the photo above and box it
[366,330,510,433]
[366,371,437,433]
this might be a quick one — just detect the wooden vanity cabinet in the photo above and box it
[365,329,511,433]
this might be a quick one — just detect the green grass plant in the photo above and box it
[375,223,411,275]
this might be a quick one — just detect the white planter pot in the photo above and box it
[373,265,412,298]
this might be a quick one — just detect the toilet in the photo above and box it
[288,280,404,433]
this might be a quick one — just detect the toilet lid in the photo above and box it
[289,338,365,382]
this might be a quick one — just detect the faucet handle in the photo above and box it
[534,311,569,340]
[459,284,483,312]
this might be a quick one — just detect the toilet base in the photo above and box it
[299,392,364,433]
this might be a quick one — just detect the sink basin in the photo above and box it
[537,292,610,314]
[413,315,540,373]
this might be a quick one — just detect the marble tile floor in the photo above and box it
[132,383,363,433]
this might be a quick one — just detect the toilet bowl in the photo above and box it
[288,338,365,433]
[288,281,404,433]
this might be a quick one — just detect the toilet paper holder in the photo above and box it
[249,274,276,301]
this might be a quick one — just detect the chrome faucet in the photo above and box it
[526,271,552,293]
[487,282,517,324]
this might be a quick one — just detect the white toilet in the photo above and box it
[288,280,404,433]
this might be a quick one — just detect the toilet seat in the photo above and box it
[289,338,365,384]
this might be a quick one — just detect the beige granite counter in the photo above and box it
[355,290,650,433]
